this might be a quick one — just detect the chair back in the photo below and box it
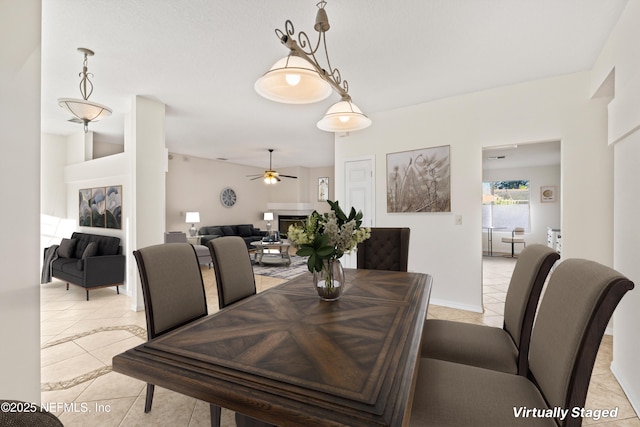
[511,227,525,241]
[133,243,208,339]
[502,244,559,373]
[357,227,410,272]
[528,259,634,427]
[207,236,257,309]
[164,231,187,243]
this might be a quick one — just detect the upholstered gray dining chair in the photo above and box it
[356,227,410,272]
[411,258,634,427]
[422,244,559,375]
[133,243,221,423]
[207,236,257,309]
[164,231,212,267]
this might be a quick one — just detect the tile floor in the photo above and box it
[39,258,639,426]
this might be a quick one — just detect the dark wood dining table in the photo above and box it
[113,268,432,427]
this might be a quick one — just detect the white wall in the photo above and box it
[592,0,640,415]
[41,134,68,219]
[336,72,611,312]
[0,0,42,403]
[483,164,561,254]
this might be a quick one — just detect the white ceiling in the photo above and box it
[41,0,627,169]
[483,140,561,170]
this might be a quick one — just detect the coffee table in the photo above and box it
[250,240,292,265]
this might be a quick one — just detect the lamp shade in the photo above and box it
[58,98,112,122]
[317,98,372,132]
[263,212,274,221]
[185,212,200,223]
[255,55,332,104]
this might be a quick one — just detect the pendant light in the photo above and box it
[58,48,112,133]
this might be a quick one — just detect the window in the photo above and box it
[482,180,530,231]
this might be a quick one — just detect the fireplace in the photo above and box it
[278,215,307,236]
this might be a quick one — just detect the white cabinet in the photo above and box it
[547,227,561,256]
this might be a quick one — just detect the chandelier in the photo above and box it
[58,48,112,133]
[255,1,371,133]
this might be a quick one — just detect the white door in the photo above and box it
[343,158,374,267]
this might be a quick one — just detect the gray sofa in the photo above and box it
[47,232,126,300]
[198,224,267,249]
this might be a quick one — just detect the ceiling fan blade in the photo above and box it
[279,175,298,179]
[246,174,263,177]
[250,176,263,181]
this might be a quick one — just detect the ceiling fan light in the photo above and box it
[255,55,332,104]
[317,99,371,132]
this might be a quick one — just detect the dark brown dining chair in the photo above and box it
[411,258,634,427]
[422,244,559,375]
[207,236,257,309]
[133,243,221,424]
[356,227,410,272]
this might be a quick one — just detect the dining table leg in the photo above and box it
[210,404,221,427]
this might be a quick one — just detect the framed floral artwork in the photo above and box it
[387,145,451,212]
[540,185,557,203]
[318,177,329,201]
[79,186,122,228]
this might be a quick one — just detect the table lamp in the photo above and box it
[263,212,274,233]
[185,211,200,237]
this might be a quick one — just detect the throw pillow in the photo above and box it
[221,226,235,236]
[209,227,223,236]
[237,225,253,237]
[58,238,77,258]
[251,227,263,236]
[82,242,99,259]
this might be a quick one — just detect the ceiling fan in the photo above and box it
[247,149,298,184]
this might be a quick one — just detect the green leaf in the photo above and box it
[317,245,335,257]
[296,246,314,257]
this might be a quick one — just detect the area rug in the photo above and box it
[252,256,310,280]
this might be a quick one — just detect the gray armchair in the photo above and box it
[164,231,211,267]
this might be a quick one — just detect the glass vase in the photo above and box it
[313,259,345,301]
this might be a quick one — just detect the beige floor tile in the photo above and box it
[57,396,136,427]
[74,329,139,352]
[75,371,145,402]
[584,372,638,424]
[89,335,146,365]
[41,340,86,367]
[41,379,94,407]
[120,386,198,426]
[40,319,79,336]
[41,352,105,384]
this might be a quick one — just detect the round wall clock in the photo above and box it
[220,187,237,207]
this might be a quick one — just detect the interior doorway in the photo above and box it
[481,140,561,258]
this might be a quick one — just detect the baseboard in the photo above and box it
[429,297,483,314]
